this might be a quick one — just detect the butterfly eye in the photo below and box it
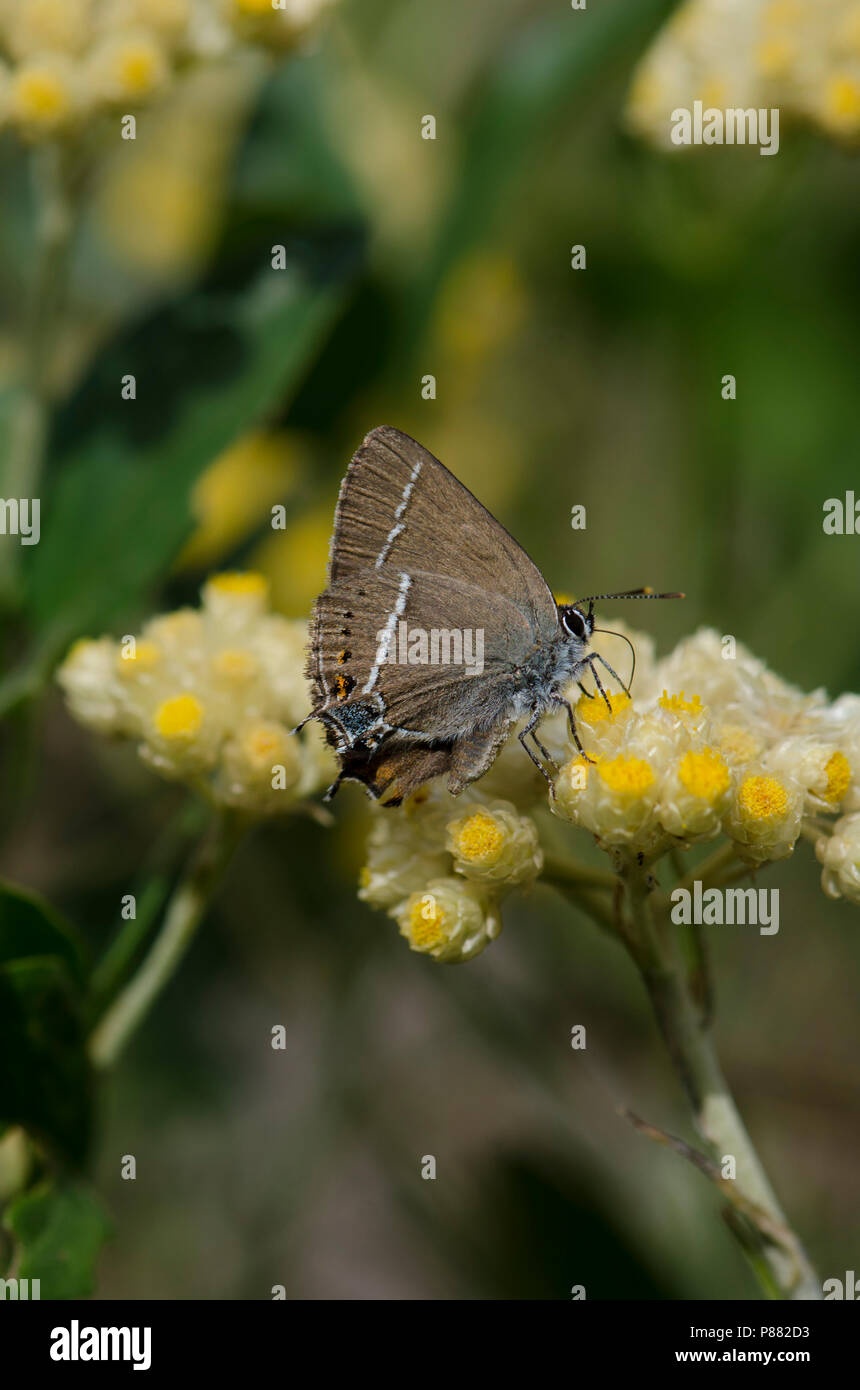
[562,607,587,640]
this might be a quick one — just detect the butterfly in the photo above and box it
[300,427,681,806]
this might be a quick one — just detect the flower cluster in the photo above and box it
[0,0,336,138]
[359,786,543,963]
[57,571,335,814]
[554,627,858,874]
[626,0,860,147]
[357,622,860,963]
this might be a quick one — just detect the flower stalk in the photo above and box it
[0,143,76,610]
[597,856,821,1300]
[89,809,247,1069]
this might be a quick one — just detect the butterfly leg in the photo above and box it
[577,682,595,699]
[588,652,632,698]
[518,711,555,789]
[530,729,557,769]
[584,660,613,712]
[322,769,348,802]
[553,697,595,763]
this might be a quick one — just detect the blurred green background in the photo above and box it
[1,0,858,1298]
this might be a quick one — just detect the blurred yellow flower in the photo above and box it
[4,0,93,60]
[87,32,170,103]
[178,432,302,572]
[0,0,338,142]
[433,252,528,372]
[8,57,82,131]
[154,692,205,741]
[253,501,333,618]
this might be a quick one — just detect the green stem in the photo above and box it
[674,841,738,894]
[621,861,820,1300]
[0,143,76,609]
[88,810,247,1069]
[541,854,617,891]
[547,877,619,937]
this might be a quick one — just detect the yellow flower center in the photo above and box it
[756,37,795,77]
[826,75,860,123]
[453,811,505,864]
[13,69,69,124]
[239,723,285,771]
[823,751,851,804]
[117,45,161,95]
[212,649,258,682]
[578,690,631,726]
[659,689,704,717]
[117,639,161,674]
[737,775,788,823]
[150,610,202,642]
[208,571,268,598]
[678,748,730,802]
[598,756,654,797]
[154,693,203,740]
[408,894,447,950]
[235,0,276,13]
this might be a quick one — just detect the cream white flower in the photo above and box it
[802,693,860,810]
[658,744,732,841]
[225,0,336,50]
[626,0,860,148]
[816,812,860,903]
[725,768,803,863]
[554,748,664,853]
[358,620,860,961]
[57,571,335,813]
[0,0,339,138]
[86,30,171,105]
[56,636,128,735]
[358,806,450,911]
[3,0,94,60]
[215,718,304,812]
[394,878,501,963]
[100,0,193,48]
[7,54,86,133]
[764,734,853,815]
[445,801,542,887]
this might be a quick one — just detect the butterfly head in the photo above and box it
[557,603,594,645]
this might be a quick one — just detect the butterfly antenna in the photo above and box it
[573,586,685,604]
[591,627,636,690]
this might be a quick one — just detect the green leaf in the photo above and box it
[406,0,680,346]
[25,257,355,657]
[4,1179,110,1299]
[0,878,88,984]
[0,956,92,1165]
